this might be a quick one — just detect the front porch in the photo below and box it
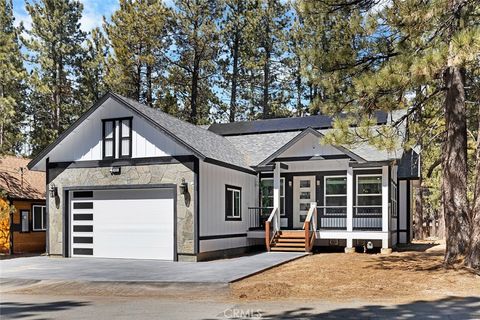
[247,159,395,253]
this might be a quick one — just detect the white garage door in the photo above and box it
[70,188,174,260]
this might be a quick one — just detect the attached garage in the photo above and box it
[68,187,175,260]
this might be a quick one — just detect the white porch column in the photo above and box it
[273,162,281,229]
[382,166,389,233]
[346,166,353,232]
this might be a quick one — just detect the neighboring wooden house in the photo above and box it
[0,156,46,254]
[27,92,418,261]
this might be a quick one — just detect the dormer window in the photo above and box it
[102,117,132,159]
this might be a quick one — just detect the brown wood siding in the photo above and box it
[12,200,46,254]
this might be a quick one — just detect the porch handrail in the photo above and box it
[265,207,279,251]
[302,202,317,252]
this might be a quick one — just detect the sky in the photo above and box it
[12,0,120,33]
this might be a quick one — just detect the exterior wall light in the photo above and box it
[179,178,188,195]
[110,166,121,175]
[49,183,58,198]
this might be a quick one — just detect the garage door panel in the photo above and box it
[70,188,175,260]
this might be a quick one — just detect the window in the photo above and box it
[32,205,47,231]
[356,175,382,214]
[391,182,397,218]
[102,117,132,159]
[225,185,242,220]
[119,118,132,157]
[324,176,347,215]
[260,178,285,215]
[20,210,29,232]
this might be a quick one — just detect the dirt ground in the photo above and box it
[230,241,480,303]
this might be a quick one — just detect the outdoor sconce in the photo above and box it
[179,178,188,195]
[316,180,320,186]
[49,183,58,198]
[288,180,292,187]
[110,166,121,175]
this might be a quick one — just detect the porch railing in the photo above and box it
[353,205,382,231]
[265,207,280,251]
[248,207,273,230]
[303,203,317,252]
[316,206,347,230]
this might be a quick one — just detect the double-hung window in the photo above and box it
[32,205,47,231]
[324,176,347,215]
[260,178,285,215]
[225,185,242,220]
[356,175,382,215]
[391,182,397,218]
[102,118,132,159]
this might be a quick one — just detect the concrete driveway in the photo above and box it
[0,252,306,283]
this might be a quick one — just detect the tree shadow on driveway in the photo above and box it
[0,300,90,319]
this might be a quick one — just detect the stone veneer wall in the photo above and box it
[47,163,196,261]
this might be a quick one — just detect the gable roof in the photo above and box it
[256,128,366,166]
[1,156,45,200]
[208,111,388,136]
[28,92,253,173]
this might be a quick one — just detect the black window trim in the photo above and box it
[118,117,133,159]
[32,204,47,231]
[102,119,116,159]
[225,184,242,221]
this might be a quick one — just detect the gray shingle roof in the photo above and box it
[112,93,252,171]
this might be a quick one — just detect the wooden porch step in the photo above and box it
[276,238,305,243]
[277,231,305,238]
[272,242,305,248]
[270,246,306,252]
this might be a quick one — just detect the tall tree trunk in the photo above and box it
[295,57,302,115]
[414,181,424,240]
[54,58,62,137]
[262,49,270,119]
[146,64,153,107]
[466,113,480,269]
[442,65,470,265]
[229,29,240,123]
[190,56,199,124]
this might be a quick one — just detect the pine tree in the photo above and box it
[0,0,27,155]
[24,0,86,155]
[300,0,480,268]
[168,0,222,124]
[246,0,291,119]
[77,27,109,110]
[104,0,171,107]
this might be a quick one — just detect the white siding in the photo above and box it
[48,97,191,163]
[283,159,350,173]
[279,132,344,158]
[199,161,258,253]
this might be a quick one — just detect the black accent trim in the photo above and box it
[64,190,70,257]
[117,117,133,159]
[45,157,49,255]
[73,191,93,198]
[102,119,116,160]
[406,180,411,243]
[47,155,196,170]
[73,214,93,221]
[204,157,256,175]
[73,225,93,232]
[73,248,93,255]
[349,161,393,168]
[274,155,352,162]
[225,184,242,221]
[31,204,47,232]
[73,202,93,209]
[199,233,247,240]
[73,237,93,244]
[194,157,200,255]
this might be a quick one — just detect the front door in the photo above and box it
[293,176,316,229]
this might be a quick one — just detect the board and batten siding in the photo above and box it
[278,132,344,158]
[199,161,257,253]
[46,97,191,163]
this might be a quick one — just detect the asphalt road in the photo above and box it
[2,293,480,319]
